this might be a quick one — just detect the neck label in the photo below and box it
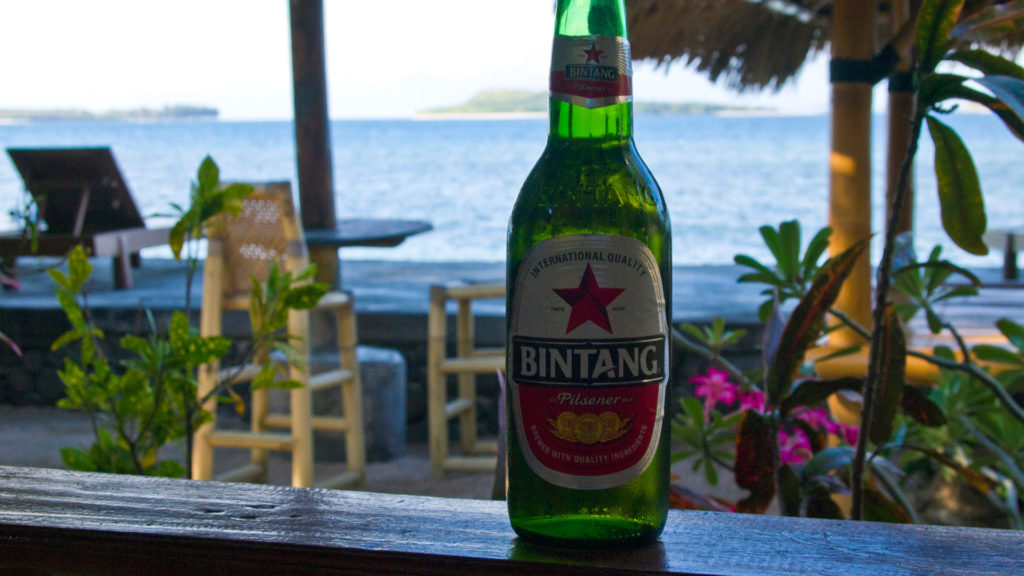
[550,35,633,109]
[509,234,666,490]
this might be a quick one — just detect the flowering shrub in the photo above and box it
[679,366,859,480]
[671,1,1024,525]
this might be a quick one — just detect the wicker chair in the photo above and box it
[192,181,365,489]
[426,281,505,478]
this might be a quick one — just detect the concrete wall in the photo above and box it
[0,306,765,446]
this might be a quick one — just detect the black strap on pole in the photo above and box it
[830,44,900,86]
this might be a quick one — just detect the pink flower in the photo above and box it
[793,407,841,435]
[840,424,860,446]
[778,428,813,464]
[737,389,766,414]
[690,368,738,416]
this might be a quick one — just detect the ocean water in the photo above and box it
[0,114,1020,268]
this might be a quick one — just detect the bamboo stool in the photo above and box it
[427,281,505,479]
[192,182,365,489]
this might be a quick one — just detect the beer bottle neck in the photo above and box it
[549,0,633,141]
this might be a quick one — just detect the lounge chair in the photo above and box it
[0,147,170,289]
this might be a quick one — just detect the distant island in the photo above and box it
[0,105,218,122]
[419,90,770,117]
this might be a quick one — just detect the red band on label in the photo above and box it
[517,382,660,477]
[550,71,633,102]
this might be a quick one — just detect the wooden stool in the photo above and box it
[427,282,505,479]
[192,182,365,489]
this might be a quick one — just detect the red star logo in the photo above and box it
[554,264,624,334]
[583,42,604,64]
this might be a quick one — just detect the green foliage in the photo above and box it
[245,261,329,391]
[892,246,981,330]
[53,156,326,479]
[671,0,1024,526]
[735,221,832,322]
[915,1,1024,256]
[926,116,987,255]
[671,397,742,486]
[52,247,194,476]
[168,156,253,260]
[763,236,867,405]
[677,317,747,361]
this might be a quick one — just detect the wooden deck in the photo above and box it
[1,466,1021,575]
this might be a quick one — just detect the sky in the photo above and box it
[0,0,842,120]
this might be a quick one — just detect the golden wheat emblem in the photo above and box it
[548,411,631,444]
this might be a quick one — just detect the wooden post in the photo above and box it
[828,0,876,348]
[290,0,339,288]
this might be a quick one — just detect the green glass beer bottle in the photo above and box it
[505,0,672,546]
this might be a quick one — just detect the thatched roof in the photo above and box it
[626,0,834,92]
[626,0,1022,93]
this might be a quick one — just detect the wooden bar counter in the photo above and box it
[0,466,1020,575]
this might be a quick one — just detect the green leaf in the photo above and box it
[735,254,782,285]
[975,75,1024,125]
[917,0,965,74]
[169,218,189,260]
[781,377,863,416]
[119,334,151,356]
[251,364,278,390]
[152,459,186,479]
[947,50,1024,80]
[734,410,775,514]
[933,80,1024,142]
[765,238,869,404]
[680,323,707,343]
[283,283,329,310]
[777,463,802,517]
[760,225,782,262]
[919,73,969,111]
[703,457,719,486]
[777,220,801,280]
[804,483,845,520]
[220,183,255,216]
[294,263,318,283]
[926,115,988,255]
[197,156,219,193]
[682,397,706,430]
[802,227,832,280]
[810,345,862,365]
[55,289,84,328]
[803,446,854,483]
[67,246,92,289]
[925,307,944,334]
[50,329,83,352]
[904,445,998,496]
[996,318,1024,351]
[273,379,304,390]
[870,306,907,446]
[60,447,97,472]
[900,385,947,428]
[48,268,73,293]
[168,311,192,352]
[951,1,1024,44]
[973,344,1024,366]
[863,487,913,524]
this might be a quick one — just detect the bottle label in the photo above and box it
[550,35,633,109]
[509,235,667,490]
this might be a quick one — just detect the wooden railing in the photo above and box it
[0,466,1021,575]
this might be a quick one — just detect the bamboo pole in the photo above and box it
[828,0,877,348]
